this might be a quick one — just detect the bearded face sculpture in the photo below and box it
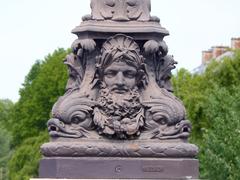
[93,34,147,139]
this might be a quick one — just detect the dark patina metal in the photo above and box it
[40,0,199,179]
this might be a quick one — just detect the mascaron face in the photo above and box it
[103,60,137,94]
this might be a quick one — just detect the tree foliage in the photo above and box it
[0,99,13,127]
[0,99,13,180]
[7,48,69,179]
[172,50,240,179]
[200,86,240,179]
[10,48,69,147]
[0,128,11,180]
[8,132,48,180]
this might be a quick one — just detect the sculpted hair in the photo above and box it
[96,34,148,87]
[100,47,142,69]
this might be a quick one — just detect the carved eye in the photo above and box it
[72,112,87,124]
[72,118,80,124]
[123,70,136,79]
[152,113,167,125]
[105,0,115,7]
[104,70,117,78]
[126,0,137,6]
[158,119,167,125]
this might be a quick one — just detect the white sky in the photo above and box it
[0,0,240,102]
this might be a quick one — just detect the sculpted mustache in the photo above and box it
[111,85,128,91]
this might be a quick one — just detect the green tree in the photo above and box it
[172,50,240,179]
[10,48,69,147]
[0,99,13,180]
[200,85,240,179]
[8,132,48,180]
[7,48,69,179]
[0,128,11,180]
[0,99,13,127]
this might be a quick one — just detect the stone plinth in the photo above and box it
[39,157,198,179]
[40,140,198,179]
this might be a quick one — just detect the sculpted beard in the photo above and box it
[93,86,144,139]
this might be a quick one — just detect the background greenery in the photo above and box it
[0,49,239,180]
[0,48,68,180]
[172,50,240,179]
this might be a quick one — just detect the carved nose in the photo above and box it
[116,72,124,85]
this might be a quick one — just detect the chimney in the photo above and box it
[202,50,213,65]
[231,37,240,49]
[212,46,228,59]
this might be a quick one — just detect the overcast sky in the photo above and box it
[0,0,240,102]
